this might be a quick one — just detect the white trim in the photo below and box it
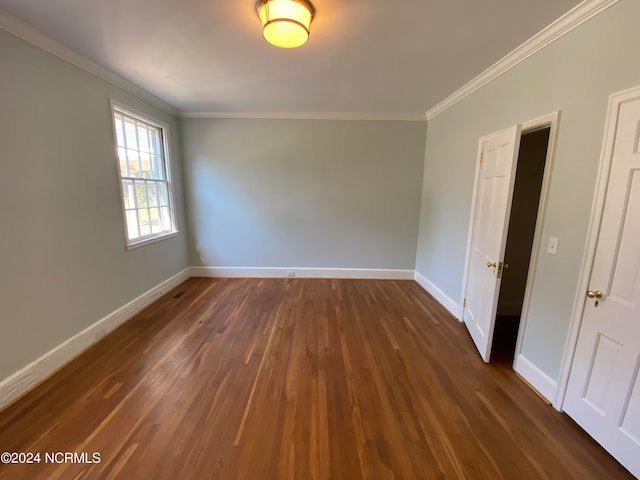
[0,11,178,116]
[190,266,414,280]
[425,0,620,120]
[554,85,640,411]
[512,112,560,368]
[0,268,190,411]
[125,231,180,251]
[514,354,558,403]
[180,111,428,122]
[414,271,462,319]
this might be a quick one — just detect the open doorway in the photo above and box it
[491,126,551,365]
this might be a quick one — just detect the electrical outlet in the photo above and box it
[287,271,296,278]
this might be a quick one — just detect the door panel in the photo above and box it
[619,358,640,442]
[564,95,640,478]
[609,170,640,303]
[463,125,521,362]
[583,334,623,412]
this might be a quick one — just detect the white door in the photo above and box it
[564,92,640,477]
[463,125,522,362]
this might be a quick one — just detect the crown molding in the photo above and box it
[425,0,620,121]
[180,111,428,122]
[0,10,179,116]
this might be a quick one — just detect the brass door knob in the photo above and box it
[487,262,497,268]
[587,290,604,299]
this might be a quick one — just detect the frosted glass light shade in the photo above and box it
[257,0,315,48]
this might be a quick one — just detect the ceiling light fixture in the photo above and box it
[256,0,316,49]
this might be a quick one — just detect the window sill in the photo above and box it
[126,231,179,251]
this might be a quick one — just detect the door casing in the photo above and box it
[460,112,560,387]
[556,85,640,411]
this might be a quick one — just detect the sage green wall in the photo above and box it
[181,118,426,270]
[415,0,640,379]
[0,30,189,381]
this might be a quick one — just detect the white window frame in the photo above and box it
[110,100,178,250]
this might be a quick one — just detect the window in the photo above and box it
[111,103,177,248]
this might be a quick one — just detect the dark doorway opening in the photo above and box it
[491,126,551,365]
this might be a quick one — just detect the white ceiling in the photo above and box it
[0,0,581,117]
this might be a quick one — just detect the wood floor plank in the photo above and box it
[0,278,634,479]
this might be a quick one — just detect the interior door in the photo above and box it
[463,125,522,362]
[563,95,640,478]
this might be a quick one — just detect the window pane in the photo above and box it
[158,183,168,206]
[115,115,125,147]
[139,209,151,237]
[138,124,150,153]
[125,118,138,149]
[151,154,164,180]
[147,182,158,207]
[149,207,161,234]
[126,210,139,239]
[123,180,135,209]
[160,206,171,231]
[118,147,128,176]
[148,128,163,180]
[139,152,152,179]
[127,149,141,177]
[135,181,147,207]
[150,129,162,155]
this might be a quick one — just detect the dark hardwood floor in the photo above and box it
[0,278,632,479]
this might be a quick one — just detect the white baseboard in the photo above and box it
[413,271,462,319]
[0,268,190,411]
[190,266,415,280]
[514,354,558,406]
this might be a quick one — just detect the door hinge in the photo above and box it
[480,153,484,164]
[463,298,467,308]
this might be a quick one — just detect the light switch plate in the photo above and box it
[547,236,559,255]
